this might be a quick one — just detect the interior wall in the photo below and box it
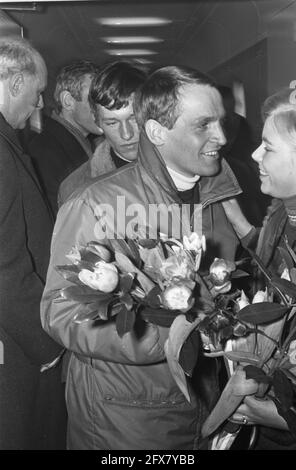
[201,0,296,144]
[209,39,267,144]
[0,10,22,36]
[267,1,296,95]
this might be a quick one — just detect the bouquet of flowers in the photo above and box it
[200,238,296,449]
[55,228,296,448]
[54,231,248,399]
[54,232,211,336]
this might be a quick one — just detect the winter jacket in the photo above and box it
[58,138,116,207]
[41,131,242,450]
[0,113,67,449]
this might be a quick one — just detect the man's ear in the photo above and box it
[92,107,104,134]
[93,115,104,135]
[60,90,75,111]
[9,73,24,97]
[144,119,167,146]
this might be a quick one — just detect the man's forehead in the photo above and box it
[97,97,134,120]
[179,83,224,119]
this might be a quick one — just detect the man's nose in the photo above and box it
[120,121,134,140]
[211,122,226,146]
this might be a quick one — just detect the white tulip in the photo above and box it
[252,288,268,304]
[78,262,118,292]
[237,290,250,310]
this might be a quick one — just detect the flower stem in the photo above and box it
[248,328,279,349]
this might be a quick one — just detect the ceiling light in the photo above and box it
[97,17,172,27]
[106,49,158,56]
[103,36,163,44]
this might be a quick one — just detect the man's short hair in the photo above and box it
[134,65,216,130]
[89,61,147,112]
[0,36,43,81]
[54,60,99,113]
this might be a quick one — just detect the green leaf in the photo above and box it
[127,238,142,268]
[179,329,200,377]
[119,273,134,293]
[271,276,296,300]
[248,250,272,281]
[72,298,113,323]
[115,252,155,294]
[55,265,82,285]
[244,365,271,384]
[140,245,164,271]
[115,306,136,337]
[224,351,260,366]
[277,247,295,270]
[56,264,80,274]
[120,293,134,311]
[142,266,161,282]
[237,302,290,324]
[290,268,296,284]
[140,306,179,327]
[110,302,124,316]
[284,236,296,265]
[273,369,294,412]
[145,286,162,308]
[195,273,215,305]
[79,248,102,264]
[86,241,112,262]
[109,239,133,258]
[115,251,136,273]
[110,238,141,267]
[60,285,114,303]
[95,297,114,320]
[137,238,159,248]
[75,260,96,271]
[281,369,296,386]
[231,269,250,279]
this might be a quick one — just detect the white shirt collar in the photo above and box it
[167,166,200,191]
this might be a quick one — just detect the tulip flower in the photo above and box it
[78,261,119,293]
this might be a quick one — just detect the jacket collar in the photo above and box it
[52,111,93,159]
[0,112,54,222]
[0,112,23,152]
[137,130,242,206]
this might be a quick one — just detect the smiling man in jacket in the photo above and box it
[41,65,249,450]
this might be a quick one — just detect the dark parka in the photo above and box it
[41,131,241,450]
[0,113,67,449]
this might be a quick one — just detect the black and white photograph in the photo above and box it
[0,0,296,455]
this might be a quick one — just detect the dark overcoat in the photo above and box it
[0,113,67,449]
[28,115,89,215]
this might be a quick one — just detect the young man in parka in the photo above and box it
[41,65,250,450]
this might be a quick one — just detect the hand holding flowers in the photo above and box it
[200,242,296,448]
